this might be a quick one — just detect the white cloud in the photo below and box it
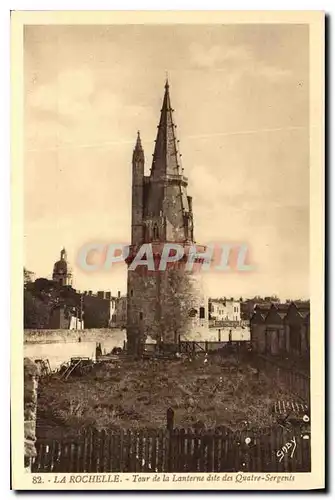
[28,68,95,115]
[26,66,156,152]
[189,42,292,84]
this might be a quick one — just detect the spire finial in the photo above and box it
[133,130,144,162]
[61,247,67,260]
[165,72,169,89]
[135,130,142,150]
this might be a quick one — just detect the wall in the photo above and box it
[24,328,126,370]
[111,296,127,328]
[24,358,39,470]
[48,306,70,329]
[251,316,310,357]
[69,316,84,330]
[251,323,267,353]
[127,264,208,350]
[181,325,250,342]
[83,295,114,328]
[24,328,123,344]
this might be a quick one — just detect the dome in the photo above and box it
[52,248,73,284]
[53,259,69,275]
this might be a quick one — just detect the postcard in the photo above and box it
[11,10,325,490]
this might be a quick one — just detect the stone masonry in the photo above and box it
[24,358,39,471]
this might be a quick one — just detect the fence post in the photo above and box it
[167,407,174,432]
[166,408,174,472]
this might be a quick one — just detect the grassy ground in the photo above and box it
[36,351,299,438]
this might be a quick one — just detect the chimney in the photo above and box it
[88,290,93,296]
[106,291,111,300]
[97,291,104,299]
[118,291,121,299]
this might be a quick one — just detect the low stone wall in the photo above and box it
[24,328,124,344]
[181,325,250,342]
[24,329,127,371]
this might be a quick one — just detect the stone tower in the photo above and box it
[127,81,208,353]
[52,247,73,286]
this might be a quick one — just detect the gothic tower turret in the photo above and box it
[126,81,208,353]
[131,131,144,245]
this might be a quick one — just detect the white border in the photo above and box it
[4,2,329,499]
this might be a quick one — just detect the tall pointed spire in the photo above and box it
[133,130,144,162]
[135,130,142,150]
[151,80,182,179]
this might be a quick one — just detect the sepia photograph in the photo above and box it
[11,10,324,490]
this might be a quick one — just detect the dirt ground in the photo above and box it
[37,352,297,438]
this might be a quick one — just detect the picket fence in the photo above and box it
[32,422,310,473]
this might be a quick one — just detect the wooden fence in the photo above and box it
[140,340,250,356]
[179,340,250,354]
[32,411,310,474]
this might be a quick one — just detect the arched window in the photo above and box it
[199,307,205,319]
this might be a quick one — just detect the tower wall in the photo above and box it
[162,182,186,241]
[127,259,208,352]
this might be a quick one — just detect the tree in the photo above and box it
[24,291,50,329]
[24,278,79,329]
[159,265,201,344]
[23,267,35,287]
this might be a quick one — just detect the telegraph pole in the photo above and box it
[80,293,84,329]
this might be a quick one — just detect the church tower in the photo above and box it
[52,247,73,286]
[127,81,208,353]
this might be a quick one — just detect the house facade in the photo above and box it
[250,302,310,357]
[209,298,241,323]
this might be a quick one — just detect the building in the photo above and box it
[48,304,84,330]
[111,292,127,329]
[51,246,126,329]
[240,296,280,320]
[209,298,241,323]
[81,290,116,328]
[52,248,73,286]
[126,80,208,352]
[250,302,310,357]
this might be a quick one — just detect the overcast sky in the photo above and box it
[24,24,309,299]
